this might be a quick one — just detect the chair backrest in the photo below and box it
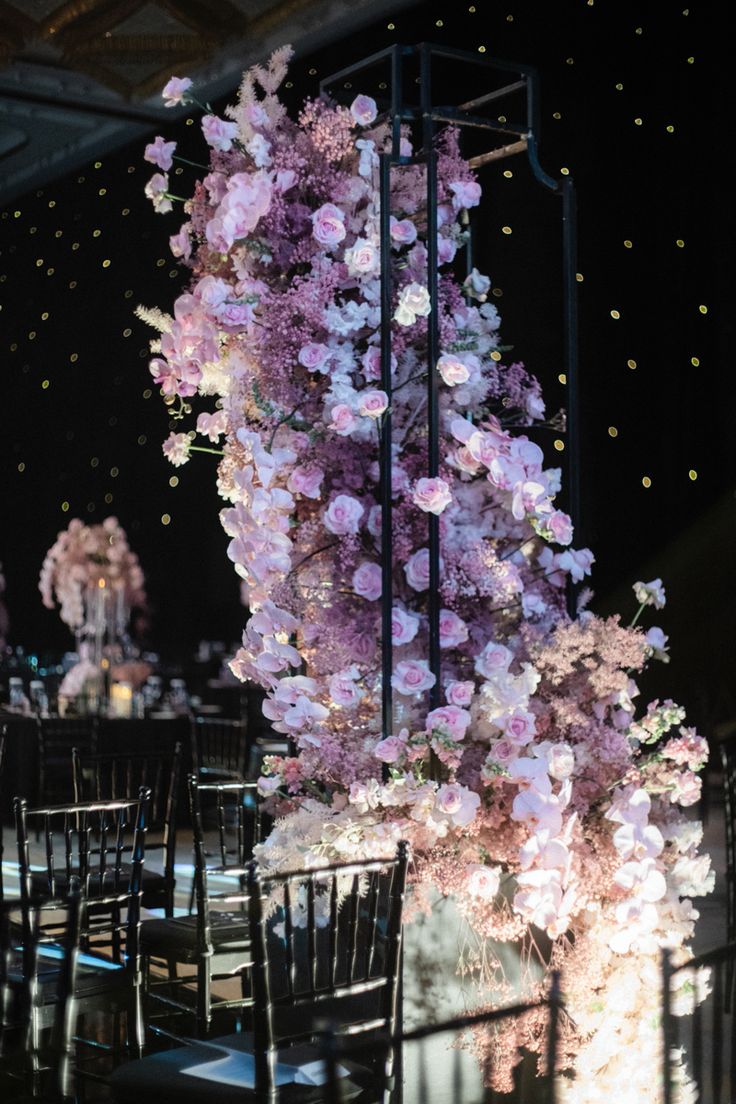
[14,788,150,964]
[321,971,562,1104]
[662,942,736,1104]
[247,842,410,1094]
[0,881,85,1102]
[72,742,181,875]
[0,726,6,903]
[190,716,251,780]
[721,742,736,943]
[189,775,266,946]
[37,716,97,806]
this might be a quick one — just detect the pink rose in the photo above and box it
[404,548,440,592]
[437,354,470,386]
[201,114,239,152]
[358,390,389,419]
[298,343,331,373]
[374,735,406,763]
[488,739,518,766]
[544,743,575,781]
[466,863,501,900]
[312,203,346,248]
[439,609,468,648]
[499,710,536,746]
[347,239,379,275]
[144,135,176,171]
[446,681,474,707]
[426,705,471,741]
[392,607,420,646]
[362,346,397,381]
[475,641,513,679]
[435,783,480,827]
[329,404,357,436]
[437,236,458,265]
[323,494,364,535]
[391,660,436,696]
[352,562,382,601]
[390,217,418,245]
[287,464,324,499]
[350,94,378,126]
[329,666,363,708]
[216,302,253,329]
[412,477,452,515]
[449,180,482,210]
[161,76,192,107]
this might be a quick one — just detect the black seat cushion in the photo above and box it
[110,1031,371,1103]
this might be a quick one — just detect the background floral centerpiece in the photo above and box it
[141,50,712,1101]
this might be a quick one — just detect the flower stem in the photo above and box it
[174,155,210,170]
[189,445,224,456]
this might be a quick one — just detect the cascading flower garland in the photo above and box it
[39,516,146,631]
[141,50,711,1101]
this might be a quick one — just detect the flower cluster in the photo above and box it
[142,50,710,1102]
[39,517,146,630]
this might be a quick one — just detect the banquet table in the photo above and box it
[0,712,191,821]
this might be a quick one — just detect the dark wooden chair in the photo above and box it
[190,716,252,782]
[662,941,736,1104]
[0,727,6,904]
[140,776,266,1040]
[0,881,85,1102]
[109,843,409,1103]
[323,970,563,1104]
[721,741,736,945]
[37,715,97,808]
[72,742,182,917]
[13,788,151,1064]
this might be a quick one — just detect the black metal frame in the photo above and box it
[321,969,562,1104]
[0,881,85,1101]
[321,43,580,744]
[72,741,182,917]
[662,941,736,1104]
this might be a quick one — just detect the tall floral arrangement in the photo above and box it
[141,52,711,1101]
[39,516,146,631]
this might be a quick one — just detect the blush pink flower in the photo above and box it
[358,390,389,419]
[144,135,177,171]
[390,217,418,245]
[466,863,501,901]
[323,494,364,535]
[346,239,379,275]
[201,114,239,152]
[287,464,324,499]
[391,660,436,696]
[391,607,420,645]
[374,734,407,763]
[162,432,190,467]
[437,354,470,386]
[352,561,382,601]
[435,783,480,827]
[298,343,331,373]
[498,709,536,746]
[394,282,431,326]
[426,705,471,741]
[161,76,192,106]
[474,641,513,679]
[350,94,378,126]
[144,173,172,214]
[547,510,574,546]
[169,226,191,259]
[412,477,452,515]
[446,680,474,707]
[362,346,396,381]
[328,666,364,708]
[449,180,482,210]
[404,548,438,592]
[439,609,468,648]
[312,203,346,248]
[329,404,358,436]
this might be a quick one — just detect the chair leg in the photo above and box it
[196,957,211,1038]
[128,983,145,1060]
